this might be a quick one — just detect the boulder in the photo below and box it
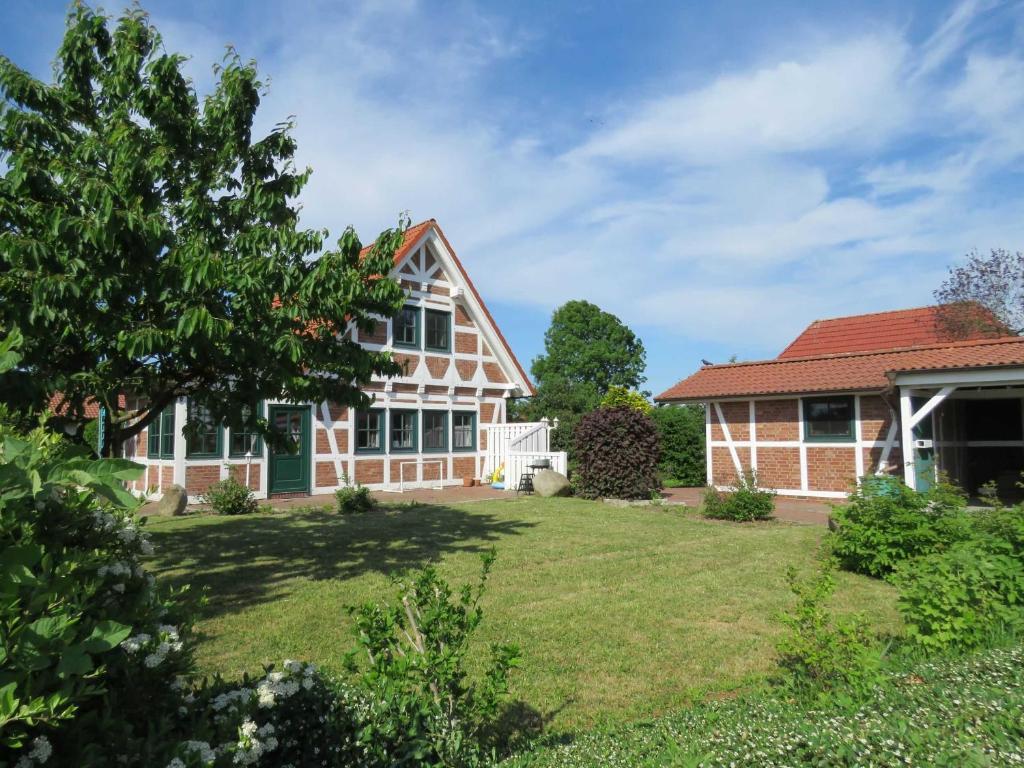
[147,484,188,517]
[533,469,571,498]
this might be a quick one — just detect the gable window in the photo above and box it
[803,396,855,442]
[452,411,476,451]
[424,309,451,352]
[186,400,223,458]
[423,411,448,452]
[393,306,420,348]
[356,410,385,453]
[229,403,264,458]
[390,410,418,452]
[147,405,176,459]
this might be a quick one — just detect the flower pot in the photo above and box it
[463,477,475,487]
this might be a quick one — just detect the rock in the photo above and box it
[533,469,571,498]
[148,484,188,516]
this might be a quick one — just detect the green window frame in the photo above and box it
[393,306,420,349]
[424,309,451,352]
[390,409,418,453]
[228,403,264,458]
[147,405,176,459]
[803,395,855,442]
[422,411,448,452]
[185,400,223,458]
[452,411,476,452]
[355,409,385,453]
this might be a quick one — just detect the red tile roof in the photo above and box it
[778,305,1005,359]
[655,336,1024,402]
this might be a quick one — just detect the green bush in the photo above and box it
[344,550,520,767]
[573,406,661,500]
[650,405,705,487]
[702,472,775,521]
[599,386,652,414]
[775,560,882,698]
[829,476,971,578]
[0,415,196,766]
[201,474,258,515]
[336,484,374,514]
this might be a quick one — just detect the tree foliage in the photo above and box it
[650,404,705,486]
[934,249,1024,338]
[0,4,408,455]
[599,385,652,414]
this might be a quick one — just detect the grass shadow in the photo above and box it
[145,502,535,620]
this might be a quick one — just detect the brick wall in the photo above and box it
[756,446,802,490]
[480,403,496,423]
[859,395,894,443]
[161,466,174,488]
[453,456,475,480]
[805,446,857,492]
[185,465,220,495]
[389,458,420,483]
[710,401,750,441]
[228,463,262,491]
[456,359,478,380]
[426,356,450,378]
[455,331,477,354]
[354,459,384,485]
[362,322,387,345]
[756,399,800,441]
[455,304,475,328]
[316,461,340,488]
[483,362,508,384]
[711,446,750,486]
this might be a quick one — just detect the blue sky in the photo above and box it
[6,1,1024,395]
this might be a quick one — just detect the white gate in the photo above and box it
[482,418,567,489]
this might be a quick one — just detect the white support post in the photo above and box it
[172,397,187,489]
[705,404,713,486]
[907,386,956,430]
[854,395,864,481]
[900,388,915,488]
[798,398,808,493]
[748,400,757,473]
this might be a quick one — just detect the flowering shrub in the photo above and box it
[201,475,258,515]
[829,476,971,577]
[599,386,652,414]
[344,549,521,766]
[0,414,195,767]
[573,406,660,500]
[702,472,775,521]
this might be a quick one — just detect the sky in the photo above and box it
[5,0,1024,396]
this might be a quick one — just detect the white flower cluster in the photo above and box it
[14,735,52,768]
[119,625,183,668]
[234,720,278,766]
[211,687,255,714]
[91,510,155,555]
[256,662,316,708]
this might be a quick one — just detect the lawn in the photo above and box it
[144,496,900,731]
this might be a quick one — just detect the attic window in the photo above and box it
[803,396,855,442]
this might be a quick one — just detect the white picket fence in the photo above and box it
[482,419,567,489]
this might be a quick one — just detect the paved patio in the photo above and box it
[251,484,835,525]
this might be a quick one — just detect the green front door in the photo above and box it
[269,405,311,494]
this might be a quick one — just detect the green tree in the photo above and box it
[600,385,652,414]
[0,4,407,455]
[531,300,646,400]
[651,404,706,486]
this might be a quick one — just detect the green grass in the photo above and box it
[144,497,899,731]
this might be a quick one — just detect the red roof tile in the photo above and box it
[655,336,1024,402]
[777,305,1006,359]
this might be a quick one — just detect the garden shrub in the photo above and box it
[0,414,196,767]
[650,404,705,487]
[573,406,660,500]
[344,550,521,766]
[336,484,374,514]
[702,471,775,521]
[201,474,258,515]
[599,386,652,414]
[775,559,882,699]
[829,476,971,578]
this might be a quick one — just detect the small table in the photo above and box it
[516,461,551,495]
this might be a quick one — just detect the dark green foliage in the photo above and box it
[829,476,971,578]
[335,484,374,514]
[572,407,660,500]
[650,405,705,487]
[702,472,775,521]
[344,550,521,766]
[0,413,195,765]
[0,4,408,455]
[775,559,882,699]
[201,475,258,515]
